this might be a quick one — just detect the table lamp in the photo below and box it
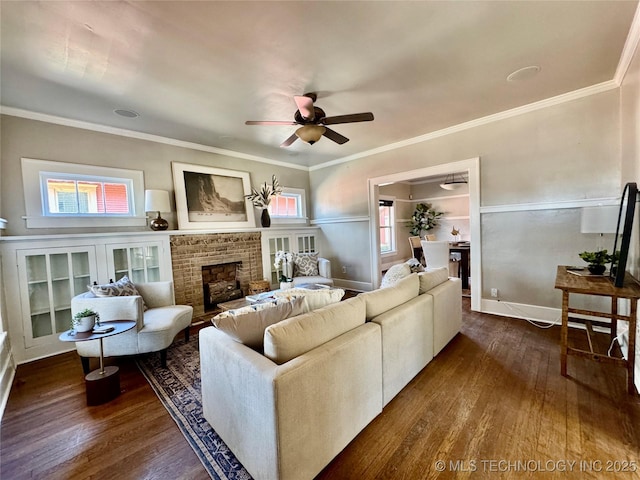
[145,190,171,231]
[580,205,618,250]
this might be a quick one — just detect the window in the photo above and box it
[21,158,146,228]
[379,197,395,254]
[43,175,133,215]
[267,187,307,224]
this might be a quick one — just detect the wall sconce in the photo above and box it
[295,125,326,144]
[144,190,171,231]
[440,172,468,190]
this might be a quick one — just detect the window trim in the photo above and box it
[269,187,308,225]
[21,158,146,229]
[379,195,396,256]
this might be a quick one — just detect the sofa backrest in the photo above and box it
[417,267,449,294]
[263,295,366,364]
[274,287,344,313]
[360,273,419,321]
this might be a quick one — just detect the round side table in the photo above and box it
[59,320,136,406]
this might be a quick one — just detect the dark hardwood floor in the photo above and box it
[2,299,639,479]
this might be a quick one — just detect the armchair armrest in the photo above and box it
[318,257,331,278]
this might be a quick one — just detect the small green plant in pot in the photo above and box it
[72,308,99,333]
[578,250,612,275]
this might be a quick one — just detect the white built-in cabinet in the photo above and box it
[1,232,172,363]
[17,246,98,348]
[107,242,165,283]
[260,228,319,287]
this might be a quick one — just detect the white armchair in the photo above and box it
[71,281,193,372]
[291,256,334,287]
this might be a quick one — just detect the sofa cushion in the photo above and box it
[263,295,366,364]
[380,263,411,288]
[89,276,147,310]
[361,273,419,321]
[292,252,319,277]
[418,267,449,294]
[274,287,344,313]
[212,297,304,349]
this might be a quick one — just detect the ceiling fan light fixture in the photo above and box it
[295,125,326,144]
[440,173,468,190]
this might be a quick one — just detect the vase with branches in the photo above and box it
[245,175,283,227]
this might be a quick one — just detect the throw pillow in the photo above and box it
[292,253,319,277]
[89,276,147,310]
[211,296,305,350]
[406,258,425,273]
[380,262,412,288]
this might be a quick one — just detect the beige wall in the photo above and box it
[311,89,622,306]
[0,115,310,236]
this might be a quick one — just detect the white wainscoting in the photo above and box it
[0,332,16,419]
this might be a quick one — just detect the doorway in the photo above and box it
[368,157,481,311]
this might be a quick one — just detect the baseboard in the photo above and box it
[0,332,16,420]
[481,299,612,333]
[333,279,373,292]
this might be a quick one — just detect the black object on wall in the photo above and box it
[610,182,638,287]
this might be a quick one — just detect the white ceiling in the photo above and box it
[1,1,638,169]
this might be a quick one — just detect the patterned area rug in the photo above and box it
[136,331,252,480]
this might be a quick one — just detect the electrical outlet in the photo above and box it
[342,266,347,274]
[491,288,499,298]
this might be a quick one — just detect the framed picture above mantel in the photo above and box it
[171,162,256,230]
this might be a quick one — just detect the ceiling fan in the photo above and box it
[245,93,374,147]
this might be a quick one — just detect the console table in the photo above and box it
[554,265,639,395]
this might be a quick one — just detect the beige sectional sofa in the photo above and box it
[199,268,461,480]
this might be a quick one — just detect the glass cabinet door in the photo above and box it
[268,236,291,285]
[18,247,97,348]
[107,243,162,283]
[296,234,316,253]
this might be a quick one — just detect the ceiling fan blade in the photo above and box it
[322,127,349,145]
[280,132,298,147]
[245,120,297,126]
[322,112,374,125]
[294,95,315,121]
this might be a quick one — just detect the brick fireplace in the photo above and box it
[170,232,263,322]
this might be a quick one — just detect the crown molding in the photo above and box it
[0,106,310,172]
[311,80,619,172]
[614,1,640,84]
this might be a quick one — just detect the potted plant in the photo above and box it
[274,250,293,289]
[407,202,444,236]
[72,308,99,333]
[578,250,612,275]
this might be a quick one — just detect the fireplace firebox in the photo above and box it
[202,262,243,312]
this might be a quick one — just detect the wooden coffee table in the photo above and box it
[59,320,136,405]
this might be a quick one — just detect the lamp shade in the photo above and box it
[144,190,171,213]
[580,205,618,234]
[295,125,326,144]
[440,172,467,190]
